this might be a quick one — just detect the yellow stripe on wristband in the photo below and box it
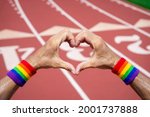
[119,63,132,78]
[121,66,134,80]
[16,65,30,79]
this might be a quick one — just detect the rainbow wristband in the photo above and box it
[7,60,36,87]
[112,58,139,85]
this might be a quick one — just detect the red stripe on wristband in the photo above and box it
[21,60,36,75]
[112,58,126,74]
[118,61,128,75]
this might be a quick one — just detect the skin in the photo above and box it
[0,30,150,100]
[75,30,150,100]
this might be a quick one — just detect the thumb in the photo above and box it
[76,59,92,74]
[58,59,76,74]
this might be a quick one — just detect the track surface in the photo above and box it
[0,0,150,99]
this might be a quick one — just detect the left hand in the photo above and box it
[26,29,76,73]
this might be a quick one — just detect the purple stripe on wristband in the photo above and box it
[7,70,25,86]
[125,69,140,85]
[11,69,26,84]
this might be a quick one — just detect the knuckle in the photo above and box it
[63,28,69,32]
[82,30,88,37]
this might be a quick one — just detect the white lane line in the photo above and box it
[49,0,150,77]
[81,0,150,37]
[14,0,90,100]
[14,1,45,45]
[111,0,150,16]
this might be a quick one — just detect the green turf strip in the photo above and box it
[128,0,150,9]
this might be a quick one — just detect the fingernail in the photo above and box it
[76,72,79,75]
[74,69,79,75]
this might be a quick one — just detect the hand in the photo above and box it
[26,29,76,73]
[75,30,120,74]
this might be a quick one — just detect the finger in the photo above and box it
[76,59,93,74]
[75,30,93,48]
[58,29,76,47]
[63,30,76,47]
[48,29,73,47]
[57,58,76,74]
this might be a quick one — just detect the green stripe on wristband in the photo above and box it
[121,65,134,80]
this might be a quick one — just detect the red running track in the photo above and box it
[0,0,150,99]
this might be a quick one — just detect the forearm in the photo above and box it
[130,73,150,99]
[111,56,150,100]
[0,76,19,100]
[0,57,38,100]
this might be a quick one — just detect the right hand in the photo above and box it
[75,30,120,74]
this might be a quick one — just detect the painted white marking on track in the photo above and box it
[82,0,150,37]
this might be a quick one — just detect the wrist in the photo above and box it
[110,55,120,69]
[26,55,40,70]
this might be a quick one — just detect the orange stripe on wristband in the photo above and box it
[19,63,32,76]
[21,60,36,74]
[16,65,30,79]
[118,61,128,75]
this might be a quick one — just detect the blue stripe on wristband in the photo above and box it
[125,69,140,85]
[124,67,137,85]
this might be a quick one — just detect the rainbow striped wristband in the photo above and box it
[112,58,139,85]
[7,60,36,87]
